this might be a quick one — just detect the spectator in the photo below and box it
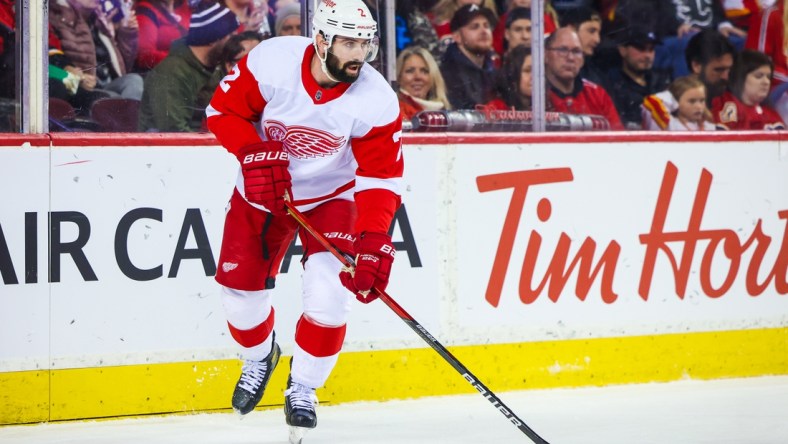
[641,30,736,129]
[611,0,745,78]
[744,1,787,100]
[273,2,300,36]
[134,0,191,72]
[711,49,785,130]
[609,0,683,42]
[605,29,671,129]
[493,0,558,56]
[685,30,736,106]
[50,0,143,114]
[48,35,95,109]
[642,75,715,131]
[672,0,747,40]
[486,44,535,110]
[395,0,442,63]
[670,0,747,76]
[226,0,273,37]
[440,4,499,109]
[501,7,532,55]
[139,1,240,131]
[545,27,623,129]
[430,0,499,43]
[561,6,604,85]
[562,6,600,58]
[396,46,451,120]
[723,0,776,29]
[196,30,265,129]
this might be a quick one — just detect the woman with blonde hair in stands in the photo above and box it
[642,76,716,131]
[396,46,451,120]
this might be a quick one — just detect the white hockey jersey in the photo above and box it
[206,36,403,233]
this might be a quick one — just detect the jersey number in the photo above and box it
[219,67,241,93]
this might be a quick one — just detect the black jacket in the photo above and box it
[604,66,671,129]
[440,43,498,110]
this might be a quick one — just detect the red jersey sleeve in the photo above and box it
[351,117,404,234]
[206,56,268,155]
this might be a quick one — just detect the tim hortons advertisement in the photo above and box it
[453,141,787,341]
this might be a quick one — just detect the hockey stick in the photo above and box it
[284,201,550,444]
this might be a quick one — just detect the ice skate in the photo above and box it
[285,375,318,443]
[231,340,281,415]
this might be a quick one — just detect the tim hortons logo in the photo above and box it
[476,161,788,307]
[264,120,346,159]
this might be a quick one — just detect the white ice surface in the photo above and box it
[1,376,787,444]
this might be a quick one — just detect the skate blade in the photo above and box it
[288,426,309,444]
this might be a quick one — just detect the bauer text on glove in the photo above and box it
[236,141,292,216]
[339,232,395,303]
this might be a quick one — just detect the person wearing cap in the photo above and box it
[440,4,499,109]
[274,2,300,36]
[430,0,499,42]
[139,1,240,131]
[604,28,671,129]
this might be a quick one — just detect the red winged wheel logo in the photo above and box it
[264,120,346,159]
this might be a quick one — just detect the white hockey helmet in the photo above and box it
[312,0,379,62]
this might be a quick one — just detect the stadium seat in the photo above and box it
[49,97,77,121]
[90,98,141,132]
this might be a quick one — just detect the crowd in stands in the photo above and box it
[395,0,786,131]
[0,0,786,132]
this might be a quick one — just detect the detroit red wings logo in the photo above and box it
[264,120,346,159]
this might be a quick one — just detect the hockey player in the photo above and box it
[205,0,403,439]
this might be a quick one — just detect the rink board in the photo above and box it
[0,132,786,423]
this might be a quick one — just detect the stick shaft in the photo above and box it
[284,201,549,443]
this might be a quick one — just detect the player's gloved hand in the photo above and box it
[339,232,395,303]
[236,141,291,216]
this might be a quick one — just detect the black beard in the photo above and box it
[326,50,363,84]
[705,80,726,99]
[627,65,649,77]
[699,71,726,98]
[206,42,225,68]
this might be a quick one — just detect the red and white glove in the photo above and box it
[236,141,291,216]
[339,232,395,303]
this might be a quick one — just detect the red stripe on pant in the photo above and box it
[295,315,347,357]
[228,308,275,348]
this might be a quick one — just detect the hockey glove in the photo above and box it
[237,141,292,216]
[339,232,395,304]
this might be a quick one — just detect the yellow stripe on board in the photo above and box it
[1,327,786,425]
[0,370,49,424]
